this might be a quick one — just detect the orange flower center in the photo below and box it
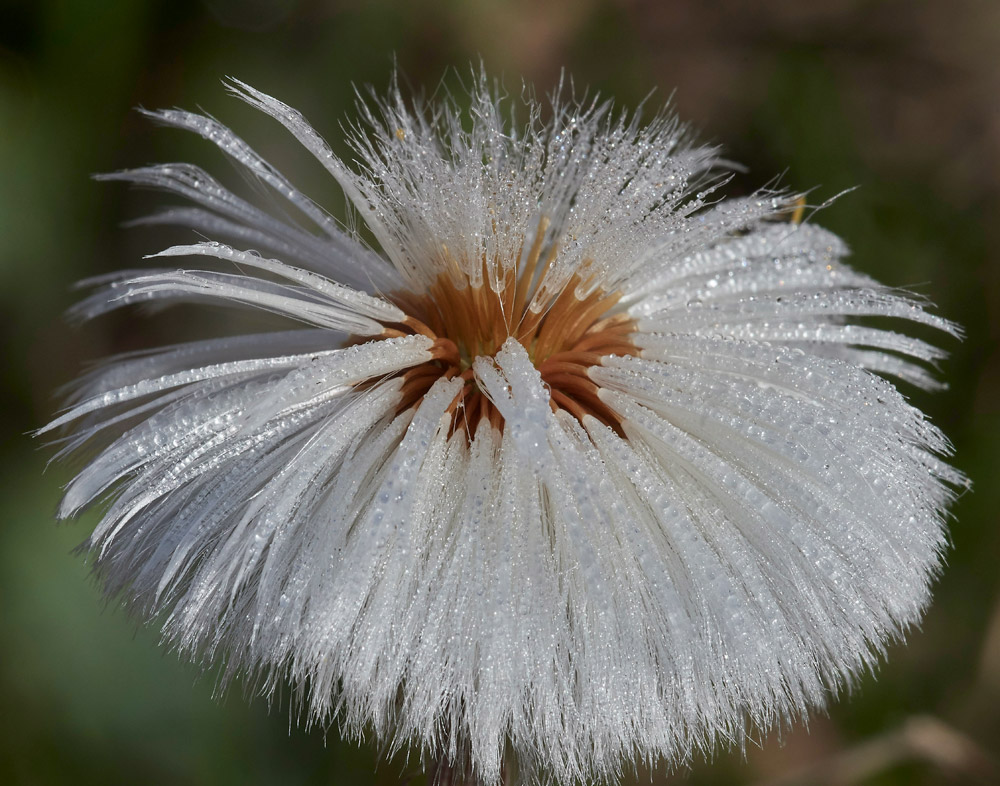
[368,220,639,439]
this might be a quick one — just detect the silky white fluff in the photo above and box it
[44,72,963,786]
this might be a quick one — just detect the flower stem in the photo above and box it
[426,756,508,786]
[426,757,465,786]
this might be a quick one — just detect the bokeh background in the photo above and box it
[1,0,998,784]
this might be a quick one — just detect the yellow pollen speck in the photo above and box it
[790,195,806,224]
[395,128,406,141]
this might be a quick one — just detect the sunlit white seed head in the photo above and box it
[43,70,964,786]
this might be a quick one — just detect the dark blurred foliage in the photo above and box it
[1,1,997,784]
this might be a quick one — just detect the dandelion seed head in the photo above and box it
[43,69,963,786]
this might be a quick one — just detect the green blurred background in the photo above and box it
[1,0,997,784]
